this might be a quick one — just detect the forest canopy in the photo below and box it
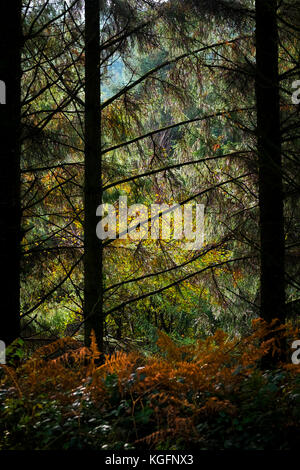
[0,0,300,452]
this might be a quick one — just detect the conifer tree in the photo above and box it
[84,0,103,348]
[0,1,22,345]
[255,0,285,326]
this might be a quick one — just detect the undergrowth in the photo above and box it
[0,319,300,450]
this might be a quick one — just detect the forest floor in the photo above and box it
[0,319,300,451]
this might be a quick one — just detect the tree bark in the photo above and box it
[255,0,285,323]
[0,2,22,345]
[84,0,103,350]
[255,0,286,363]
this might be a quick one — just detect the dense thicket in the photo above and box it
[0,0,299,451]
[0,0,299,355]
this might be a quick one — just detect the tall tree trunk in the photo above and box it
[84,0,103,350]
[0,2,22,345]
[255,0,285,357]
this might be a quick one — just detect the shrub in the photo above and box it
[0,320,299,450]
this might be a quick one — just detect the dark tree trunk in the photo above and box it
[255,0,285,323]
[255,0,286,363]
[84,0,103,350]
[0,2,22,345]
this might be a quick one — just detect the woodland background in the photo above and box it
[0,0,300,451]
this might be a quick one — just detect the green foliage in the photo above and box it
[5,339,27,366]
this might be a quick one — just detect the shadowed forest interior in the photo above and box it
[0,0,300,451]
